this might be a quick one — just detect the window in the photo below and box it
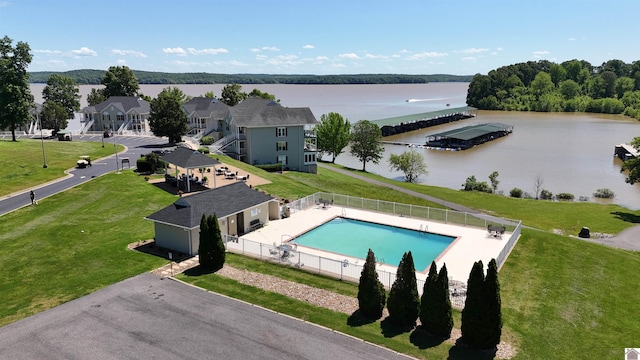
[277,155,288,165]
[305,153,316,163]
[276,127,287,137]
[276,141,288,151]
[251,208,259,217]
[117,114,125,122]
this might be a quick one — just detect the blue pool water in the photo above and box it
[292,217,455,271]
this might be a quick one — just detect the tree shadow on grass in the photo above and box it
[611,211,640,224]
[346,309,377,327]
[409,325,446,349]
[182,265,216,277]
[447,338,497,360]
[380,317,415,338]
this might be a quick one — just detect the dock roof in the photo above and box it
[428,123,512,141]
[371,106,476,128]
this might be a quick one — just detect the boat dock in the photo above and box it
[371,106,477,137]
[614,143,639,160]
[425,123,513,150]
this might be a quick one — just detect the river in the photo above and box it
[29,82,640,209]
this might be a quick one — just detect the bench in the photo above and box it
[249,219,263,231]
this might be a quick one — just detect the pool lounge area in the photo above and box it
[238,203,518,286]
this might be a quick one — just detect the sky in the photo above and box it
[2,0,640,76]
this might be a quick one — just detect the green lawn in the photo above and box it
[1,145,639,359]
[0,139,124,197]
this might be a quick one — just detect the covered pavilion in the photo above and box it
[160,147,221,192]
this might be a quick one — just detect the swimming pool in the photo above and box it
[292,217,456,271]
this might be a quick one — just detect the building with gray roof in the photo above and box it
[81,96,151,135]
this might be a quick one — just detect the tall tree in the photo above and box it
[220,83,248,106]
[208,214,226,271]
[148,87,188,143]
[0,36,33,141]
[248,88,279,102]
[621,137,640,184]
[42,74,80,118]
[40,101,69,133]
[316,112,351,163]
[87,87,106,106]
[198,214,213,270]
[419,261,439,333]
[388,149,427,183]
[432,264,453,338]
[488,171,500,193]
[357,249,386,319]
[461,260,486,349]
[387,251,420,327]
[482,259,502,348]
[101,65,140,98]
[350,120,384,171]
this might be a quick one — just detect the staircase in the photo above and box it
[209,133,236,154]
[79,119,95,134]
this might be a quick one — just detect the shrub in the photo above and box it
[256,163,289,172]
[509,187,523,198]
[482,259,502,348]
[420,262,439,332]
[387,251,420,327]
[462,175,493,193]
[540,189,553,200]
[198,146,210,154]
[200,136,214,145]
[198,214,225,271]
[593,188,615,198]
[556,192,575,201]
[462,261,485,348]
[432,264,453,338]
[136,158,152,173]
[357,249,386,319]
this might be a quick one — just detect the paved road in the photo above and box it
[0,134,173,217]
[0,273,411,360]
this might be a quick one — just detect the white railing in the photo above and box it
[209,133,236,153]
[222,233,466,309]
[80,119,95,134]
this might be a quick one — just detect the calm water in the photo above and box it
[293,217,454,271]
[29,82,640,209]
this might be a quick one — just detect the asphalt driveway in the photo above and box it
[0,273,410,360]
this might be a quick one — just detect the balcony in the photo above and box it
[304,130,316,138]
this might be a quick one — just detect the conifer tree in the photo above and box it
[432,264,453,338]
[419,261,439,331]
[198,214,214,270]
[482,259,502,348]
[387,251,420,326]
[357,249,386,319]
[461,260,486,348]
[208,214,226,271]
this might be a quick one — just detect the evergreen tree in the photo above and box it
[482,259,502,348]
[357,249,386,319]
[208,214,226,271]
[387,251,420,327]
[198,214,214,270]
[432,264,453,338]
[419,261,439,332]
[461,260,486,348]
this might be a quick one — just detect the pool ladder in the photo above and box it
[419,223,429,237]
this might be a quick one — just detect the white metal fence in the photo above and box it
[222,192,522,310]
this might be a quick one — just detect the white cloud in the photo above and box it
[163,47,187,56]
[339,53,359,59]
[496,47,503,51]
[532,50,550,58]
[111,49,147,58]
[187,47,228,55]
[71,47,97,57]
[303,44,314,49]
[456,48,489,54]
[406,51,448,60]
[117,59,127,65]
[315,56,329,61]
[261,46,280,52]
[332,63,347,69]
[33,49,62,55]
[250,48,260,53]
[462,57,477,62]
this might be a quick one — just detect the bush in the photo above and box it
[593,188,615,198]
[357,249,386,319]
[387,252,420,327]
[509,187,523,198]
[256,163,289,172]
[200,136,214,145]
[136,158,152,173]
[556,192,575,201]
[462,175,493,193]
[540,189,553,200]
[198,146,210,154]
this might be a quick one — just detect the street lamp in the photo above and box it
[39,116,48,168]
[113,121,120,174]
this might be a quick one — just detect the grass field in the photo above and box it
[0,146,639,359]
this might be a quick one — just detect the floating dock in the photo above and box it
[425,123,513,150]
[371,106,477,137]
[614,143,639,160]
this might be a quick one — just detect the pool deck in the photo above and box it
[241,204,512,284]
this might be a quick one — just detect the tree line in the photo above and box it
[28,69,472,85]
[467,59,640,120]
